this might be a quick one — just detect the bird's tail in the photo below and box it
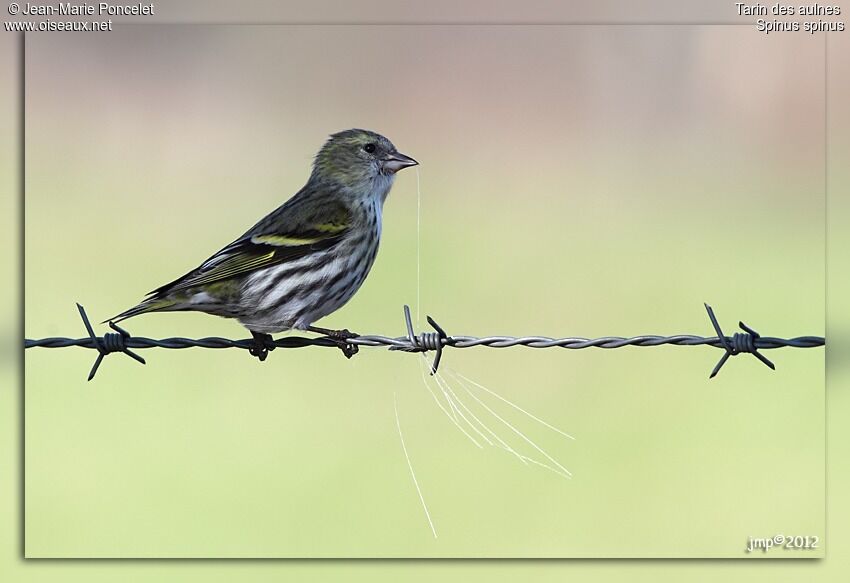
[104,297,179,324]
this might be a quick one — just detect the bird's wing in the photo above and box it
[148,196,351,296]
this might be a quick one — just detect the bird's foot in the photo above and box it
[306,326,360,359]
[249,331,276,362]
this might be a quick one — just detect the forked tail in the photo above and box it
[104,297,178,324]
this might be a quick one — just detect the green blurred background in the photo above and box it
[21,25,824,558]
[3,0,849,577]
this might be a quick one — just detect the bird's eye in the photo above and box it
[363,143,376,153]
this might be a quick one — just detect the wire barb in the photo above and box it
[704,303,776,379]
[77,303,146,381]
[396,305,451,374]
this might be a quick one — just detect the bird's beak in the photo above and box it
[382,150,418,174]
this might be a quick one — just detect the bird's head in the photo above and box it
[311,129,418,194]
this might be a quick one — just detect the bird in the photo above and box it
[108,129,418,361]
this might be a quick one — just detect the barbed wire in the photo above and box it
[24,303,824,381]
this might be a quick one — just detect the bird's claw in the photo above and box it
[249,332,276,362]
[338,341,359,359]
[331,329,359,359]
[305,326,359,359]
[327,328,356,340]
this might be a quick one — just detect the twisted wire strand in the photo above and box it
[23,303,825,380]
[24,333,825,351]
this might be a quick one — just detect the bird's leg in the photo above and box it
[306,325,358,338]
[306,325,360,359]
[249,331,275,362]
